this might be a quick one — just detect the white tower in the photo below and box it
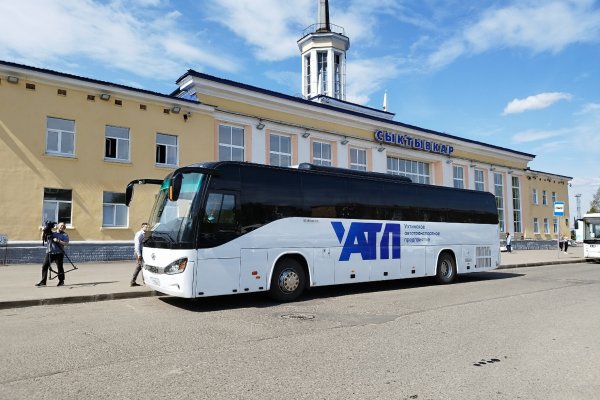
[298,0,350,101]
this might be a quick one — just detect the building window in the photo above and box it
[542,190,548,206]
[533,218,540,234]
[387,157,430,184]
[553,218,558,234]
[156,133,178,166]
[104,125,130,162]
[333,52,342,99]
[46,117,75,156]
[218,124,244,161]
[512,176,522,233]
[317,51,328,95]
[42,188,72,225]
[474,169,485,191]
[544,218,549,234]
[453,166,464,189]
[552,191,557,203]
[532,189,538,204]
[312,141,332,166]
[304,55,311,95]
[102,192,128,227]
[349,148,367,171]
[269,134,292,167]
[494,173,504,232]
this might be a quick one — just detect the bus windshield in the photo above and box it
[146,172,205,249]
[583,217,600,242]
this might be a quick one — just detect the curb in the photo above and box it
[497,258,587,270]
[0,290,161,310]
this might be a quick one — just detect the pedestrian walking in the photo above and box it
[563,236,569,253]
[505,232,512,253]
[131,222,148,286]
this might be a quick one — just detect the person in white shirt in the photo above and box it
[563,236,569,253]
[506,232,512,253]
[131,223,148,286]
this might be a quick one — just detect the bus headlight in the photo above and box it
[164,258,188,275]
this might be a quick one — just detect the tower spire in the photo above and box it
[317,0,331,32]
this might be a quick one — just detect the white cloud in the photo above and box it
[332,0,407,46]
[0,0,239,83]
[576,103,600,115]
[426,0,600,70]
[518,102,600,163]
[503,92,573,115]
[345,56,404,104]
[511,128,565,143]
[571,177,600,187]
[264,70,300,92]
[205,0,313,62]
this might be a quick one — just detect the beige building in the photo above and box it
[0,3,570,246]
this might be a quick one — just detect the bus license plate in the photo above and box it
[149,277,160,286]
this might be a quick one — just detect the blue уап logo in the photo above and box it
[331,221,401,261]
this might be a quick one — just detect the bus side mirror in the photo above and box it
[125,178,164,206]
[574,220,579,229]
[125,182,135,206]
[169,173,182,202]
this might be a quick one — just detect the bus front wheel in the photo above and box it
[269,258,306,302]
[436,252,456,284]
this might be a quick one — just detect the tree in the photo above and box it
[590,186,600,213]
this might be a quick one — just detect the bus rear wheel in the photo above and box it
[436,252,456,284]
[269,258,306,302]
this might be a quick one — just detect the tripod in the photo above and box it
[42,236,78,280]
[48,247,78,280]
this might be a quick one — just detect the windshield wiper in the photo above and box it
[148,231,176,248]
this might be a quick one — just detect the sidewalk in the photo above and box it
[499,245,585,269]
[0,247,588,310]
[0,261,159,310]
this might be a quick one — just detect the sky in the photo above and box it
[1,0,599,222]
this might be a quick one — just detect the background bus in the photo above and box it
[126,161,500,302]
[580,213,600,261]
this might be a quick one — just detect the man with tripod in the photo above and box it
[36,222,69,287]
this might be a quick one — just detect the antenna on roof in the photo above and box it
[383,90,388,112]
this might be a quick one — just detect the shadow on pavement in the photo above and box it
[62,281,120,288]
[160,270,524,312]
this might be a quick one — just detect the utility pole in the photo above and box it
[575,193,582,220]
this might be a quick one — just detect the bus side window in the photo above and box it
[204,193,237,225]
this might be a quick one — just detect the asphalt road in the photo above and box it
[1,262,599,400]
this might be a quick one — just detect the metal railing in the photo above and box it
[301,23,345,38]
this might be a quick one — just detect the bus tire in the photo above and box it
[436,252,456,284]
[269,258,306,302]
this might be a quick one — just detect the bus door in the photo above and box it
[195,191,242,297]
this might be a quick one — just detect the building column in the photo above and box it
[506,173,514,235]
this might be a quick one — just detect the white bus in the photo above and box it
[580,213,600,261]
[126,162,500,302]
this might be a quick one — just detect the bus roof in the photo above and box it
[186,161,415,184]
